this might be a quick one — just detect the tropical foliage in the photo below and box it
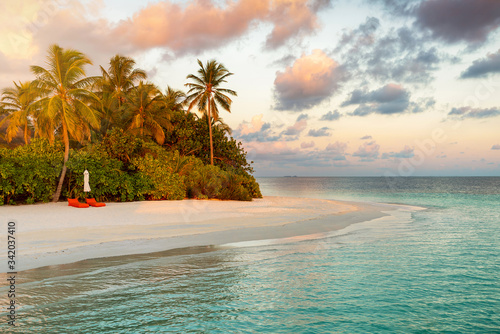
[0,81,38,145]
[185,59,237,165]
[0,45,261,205]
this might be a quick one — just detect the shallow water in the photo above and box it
[1,177,499,333]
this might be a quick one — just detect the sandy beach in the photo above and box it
[1,196,417,272]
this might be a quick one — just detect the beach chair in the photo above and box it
[86,198,106,207]
[68,198,90,208]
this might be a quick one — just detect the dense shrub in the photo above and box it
[0,128,261,204]
[239,172,262,199]
[100,128,145,164]
[65,148,140,202]
[132,153,186,200]
[0,139,63,205]
[185,164,226,199]
[218,170,253,201]
[184,164,256,201]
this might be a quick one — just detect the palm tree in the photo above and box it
[214,117,232,135]
[96,55,147,132]
[163,86,186,114]
[0,81,38,145]
[122,81,173,144]
[31,44,102,202]
[185,59,237,165]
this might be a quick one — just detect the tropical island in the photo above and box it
[0,44,261,205]
[0,45,410,275]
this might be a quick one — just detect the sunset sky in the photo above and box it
[1,0,499,176]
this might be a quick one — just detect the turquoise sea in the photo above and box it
[1,177,499,333]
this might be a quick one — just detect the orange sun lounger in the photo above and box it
[86,198,106,207]
[68,198,89,208]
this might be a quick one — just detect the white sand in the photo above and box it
[0,196,417,272]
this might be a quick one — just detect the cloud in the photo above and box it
[307,127,330,137]
[492,144,500,150]
[360,135,372,140]
[320,110,341,121]
[448,107,500,119]
[371,0,500,46]
[4,0,333,64]
[245,140,351,170]
[0,1,119,85]
[325,141,348,160]
[386,145,415,158]
[270,54,297,67]
[367,0,420,16]
[415,0,500,45]
[113,0,332,54]
[0,51,33,88]
[296,113,309,121]
[233,114,278,142]
[461,49,500,79]
[353,141,380,161]
[333,17,442,84]
[263,0,332,49]
[301,141,315,149]
[343,83,411,115]
[234,113,312,142]
[273,49,342,111]
[411,97,436,113]
[245,141,300,163]
[282,114,308,136]
[236,114,270,135]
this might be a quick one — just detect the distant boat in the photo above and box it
[284,176,298,178]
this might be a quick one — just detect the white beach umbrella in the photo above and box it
[83,169,91,193]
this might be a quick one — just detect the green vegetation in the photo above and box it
[0,44,261,205]
[185,59,237,166]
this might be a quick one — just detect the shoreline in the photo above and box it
[1,196,422,272]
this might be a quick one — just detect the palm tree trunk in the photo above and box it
[24,123,29,145]
[52,121,70,202]
[207,99,214,165]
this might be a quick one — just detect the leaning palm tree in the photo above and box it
[0,81,38,145]
[122,81,173,144]
[185,59,237,165]
[31,44,102,202]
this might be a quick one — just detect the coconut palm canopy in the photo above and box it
[0,81,38,145]
[185,59,237,165]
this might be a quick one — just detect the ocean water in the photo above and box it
[1,177,499,333]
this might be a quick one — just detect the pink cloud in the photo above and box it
[301,141,315,149]
[274,49,341,111]
[264,0,329,48]
[246,141,299,161]
[283,117,307,136]
[326,141,347,154]
[353,141,380,160]
[114,0,330,54]
[7,0,330,68]
[237,114,267,135]
[325,141,347,160]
